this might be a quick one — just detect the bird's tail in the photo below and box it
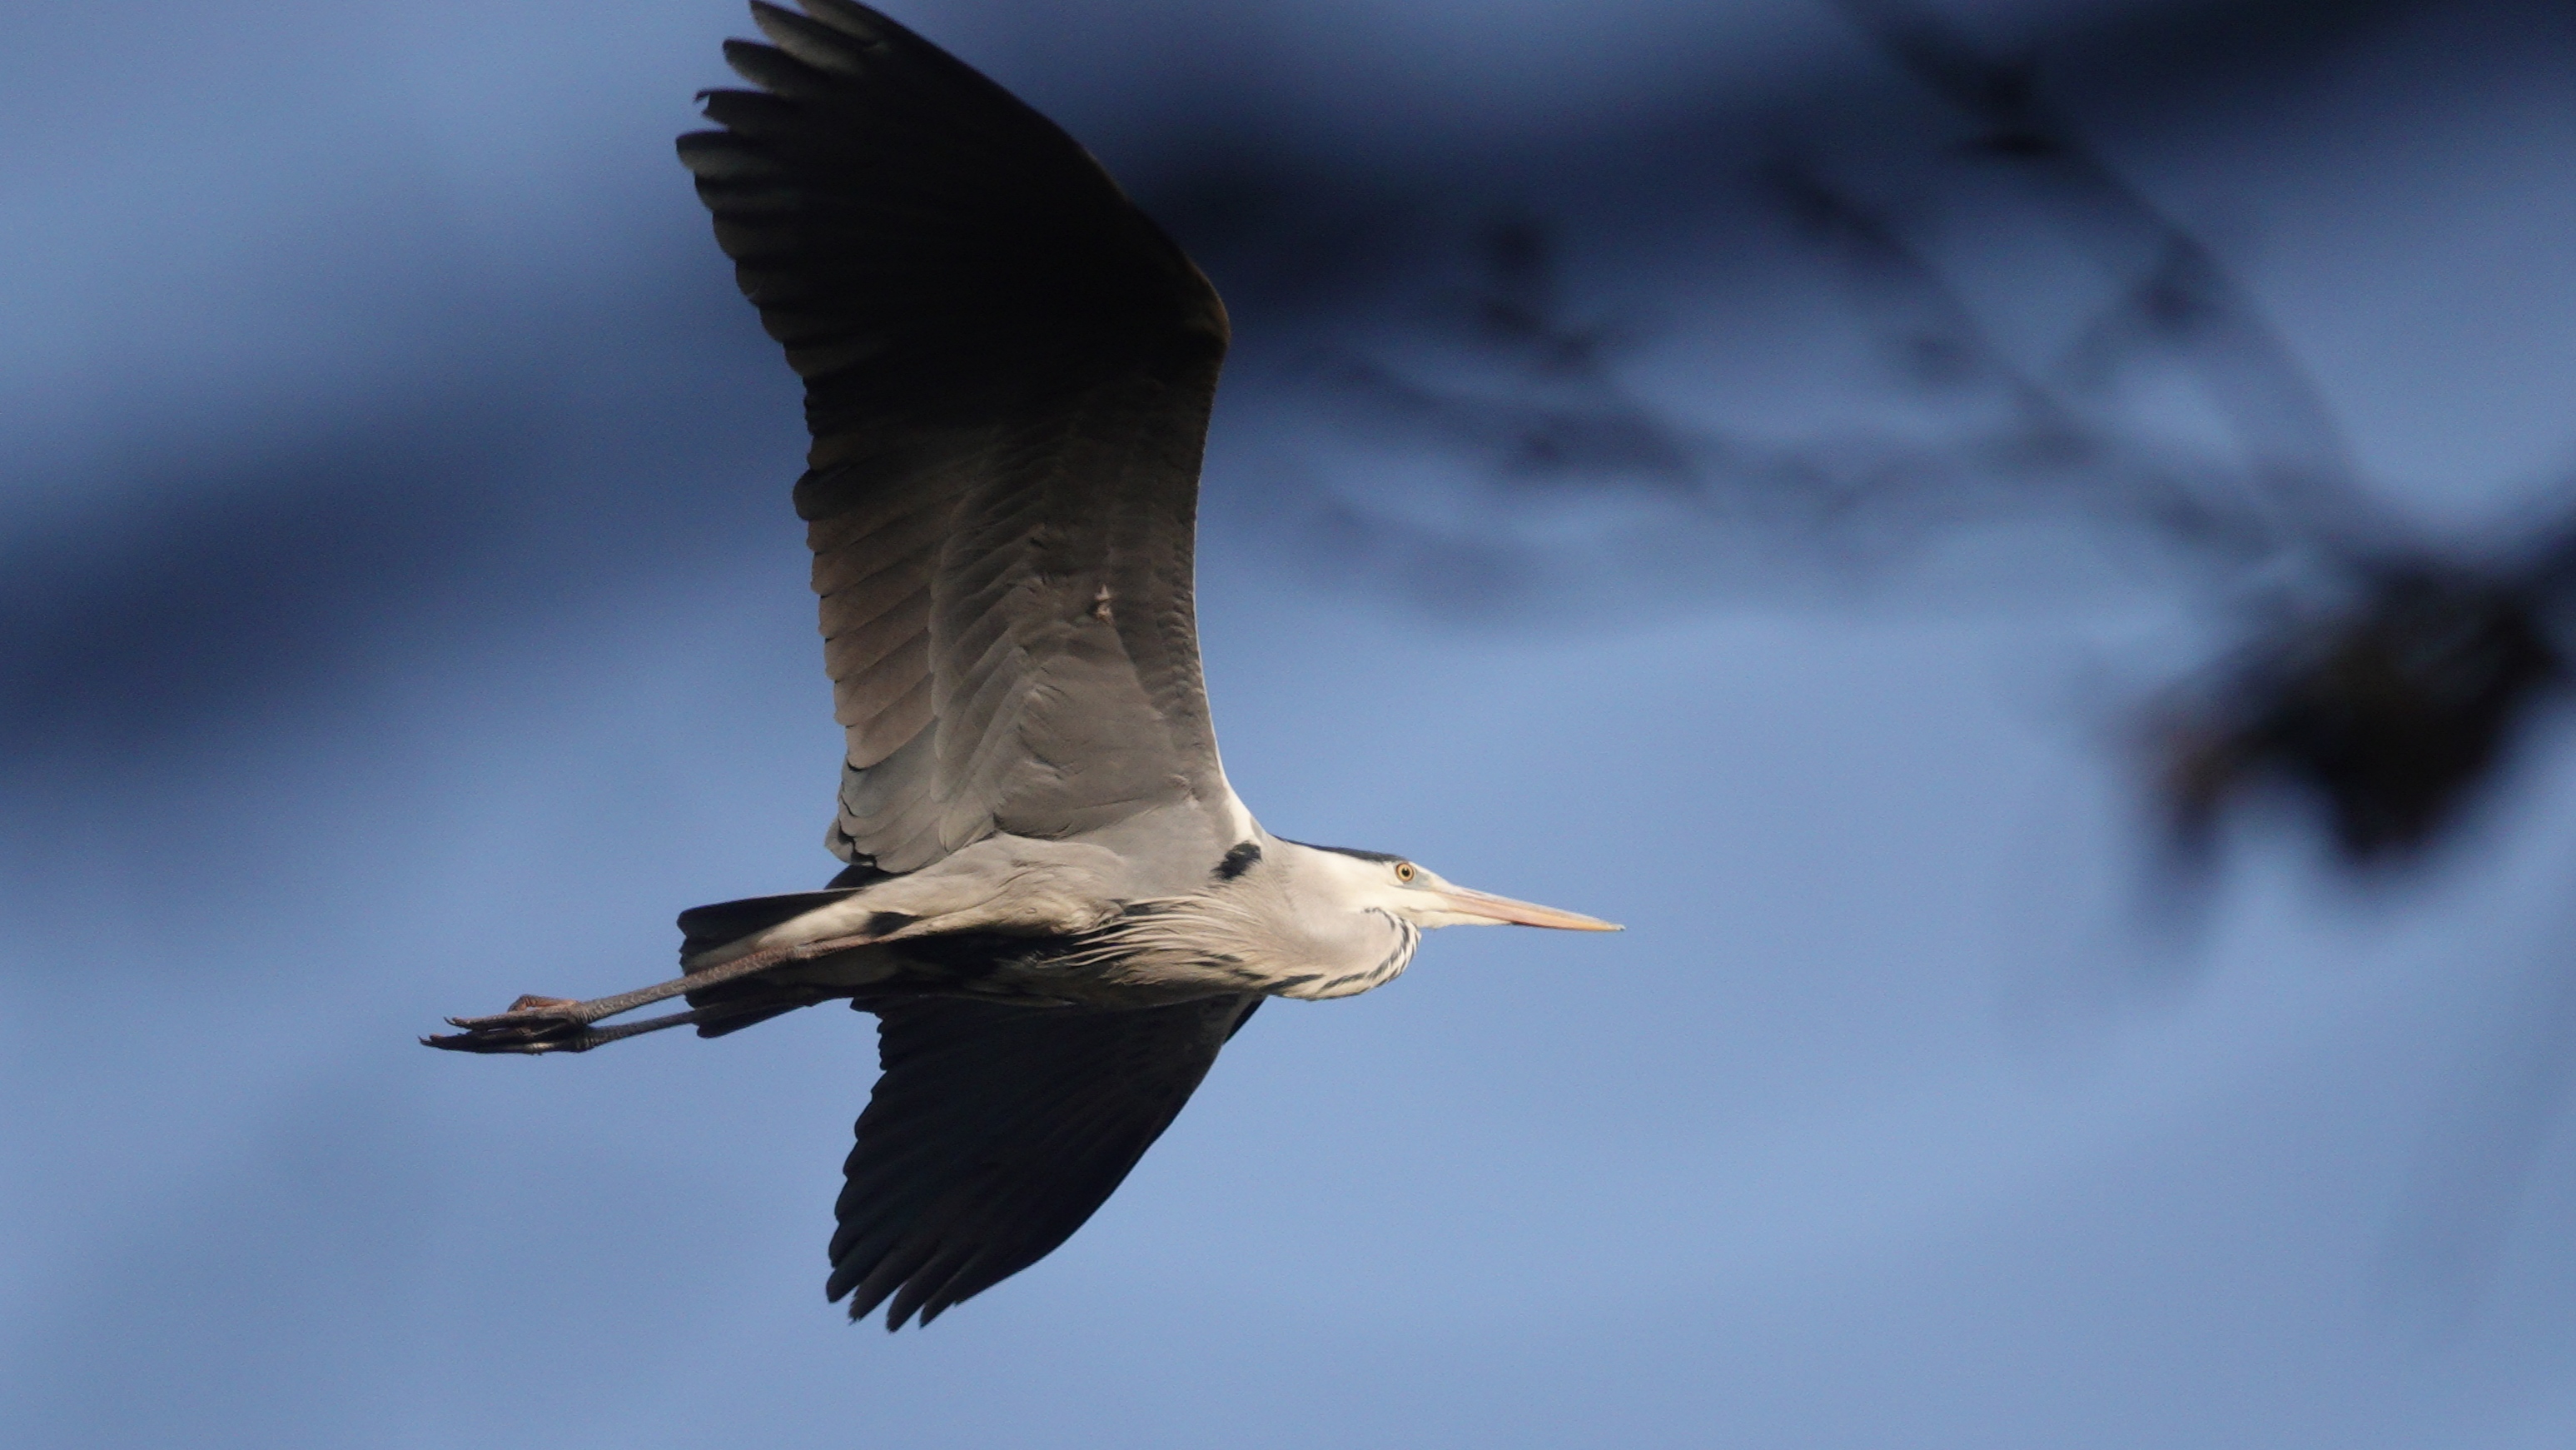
[675,888,867,960]
[674,888,873,1037]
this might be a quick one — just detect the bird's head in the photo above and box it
[1281,840,1620,933]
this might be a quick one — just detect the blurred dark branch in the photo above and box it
[1319,352,1699,489]
[1774,2,2576,875]
[1836,0,2399,566]
[1301,171,2340,588]
[1303,213,1701,496]
[1758,157,2285,563]
[1460,218,1614,376]
[1291,7,2417,585]
[2153,567,2565,863]
[1811,7,2576,1307]
[1759,158,2059,416]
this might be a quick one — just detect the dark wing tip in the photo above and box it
[748,3,872,77]
[679,0,1226,405]
[797,0,906,47]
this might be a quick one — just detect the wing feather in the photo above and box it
[829,994,1262,1328]
[683,0,1236,870]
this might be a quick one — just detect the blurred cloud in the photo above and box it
[0,399,530,759]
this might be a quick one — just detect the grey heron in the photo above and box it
[426,0,1618,1330]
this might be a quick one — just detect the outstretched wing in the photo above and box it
[679,0,1239,873]
[830,994,1263,1328]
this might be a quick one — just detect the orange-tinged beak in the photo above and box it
[1432,884,1622,931]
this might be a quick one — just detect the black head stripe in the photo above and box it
[1280,838,1406,865]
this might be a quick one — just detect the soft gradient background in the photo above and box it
[9,0,2576,1445]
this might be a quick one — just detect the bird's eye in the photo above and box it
[1395,862,1417,883]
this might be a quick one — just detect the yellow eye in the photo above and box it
[1395,862,1417,883]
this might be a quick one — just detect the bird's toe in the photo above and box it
[424,995,598,1054]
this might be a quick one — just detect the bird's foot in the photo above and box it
[420,941,873,1055]
[423,995,600,1054]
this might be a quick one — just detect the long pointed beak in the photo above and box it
[1432,884,1623,931]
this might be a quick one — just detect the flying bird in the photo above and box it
[426,0,1618,1331]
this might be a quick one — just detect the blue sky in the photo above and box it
[8,2,2576,1445]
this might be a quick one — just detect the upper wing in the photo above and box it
[830,993,1263,1328]
[679,0,1238,872]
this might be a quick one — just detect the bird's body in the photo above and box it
[429,0,1614,1330]
[681,830,1429,1007]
